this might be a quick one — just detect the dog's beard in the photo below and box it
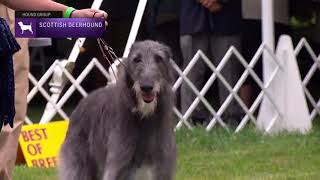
[132,82,160,118]
[136,96,157,118]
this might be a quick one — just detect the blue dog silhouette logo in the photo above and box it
[17,21,33,34]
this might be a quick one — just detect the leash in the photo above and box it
[96,38,129,81]
[96,38,118,80]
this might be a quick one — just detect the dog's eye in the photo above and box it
[155,55,163,63]
[133,57,142,63]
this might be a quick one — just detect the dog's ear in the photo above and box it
[161,44,176,84]
[162,44,173,62]
[117,58,134,88]
[167,59,176,85]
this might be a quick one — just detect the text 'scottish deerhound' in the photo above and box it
[59,40,176,180]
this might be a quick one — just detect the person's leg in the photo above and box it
[180,33,209,124]
[210,34,242,125]
[239,85,252,107]
[240,20,263,108]
[0,37,29,180]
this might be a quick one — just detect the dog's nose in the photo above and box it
[140,85,153,93]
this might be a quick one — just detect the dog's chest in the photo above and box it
[130,165,155,180]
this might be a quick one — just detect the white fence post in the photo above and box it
[257,0,278,132]
[39,60,74,123]
[123,0,148,58]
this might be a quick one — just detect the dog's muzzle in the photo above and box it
[133,82,160,117]
[140,85,157,103]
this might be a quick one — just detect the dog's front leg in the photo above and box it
[102,160,131,180]
[154,140,176,180]
[102,135,135,180]
[154,163,176,180]
[102,166,120,180]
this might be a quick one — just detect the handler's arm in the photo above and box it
[1,0,68,11]
[0,0,107,19]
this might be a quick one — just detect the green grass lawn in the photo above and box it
[14,118,320,180]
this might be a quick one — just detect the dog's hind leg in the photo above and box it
[58,139,97,180]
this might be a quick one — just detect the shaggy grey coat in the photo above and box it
[58,40,176,180]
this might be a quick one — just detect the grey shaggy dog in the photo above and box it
[58,40,176,180]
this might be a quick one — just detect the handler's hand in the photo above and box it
[71,8,108,27]
[71,9,107,19]
[199,0,222,13]
[207,3,222,13]
[199,0,216,8]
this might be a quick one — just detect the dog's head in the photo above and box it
[122,40,173,117]
[18,22,23,26]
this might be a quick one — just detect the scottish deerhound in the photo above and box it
[58,40,176,180]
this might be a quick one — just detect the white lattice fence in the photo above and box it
[294,38,320,121]
[26,58,110,124]
[171,43,283,132]
[26,38,320,133]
